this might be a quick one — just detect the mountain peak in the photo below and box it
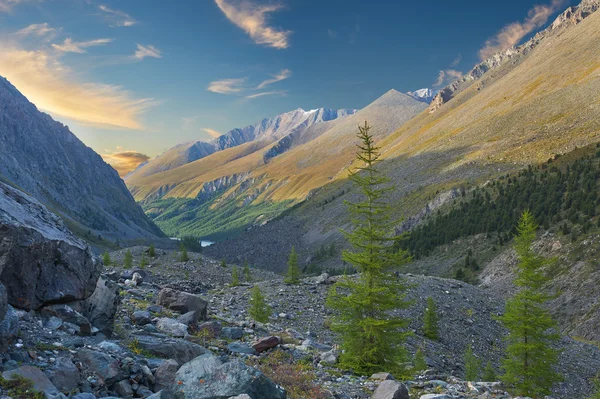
[407,88,436,104]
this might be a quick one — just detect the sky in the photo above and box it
[0,0,572,175]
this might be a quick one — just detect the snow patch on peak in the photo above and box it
[407,88,436,104]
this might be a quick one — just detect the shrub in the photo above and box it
[179,243,189,262]
[231,266,239,287]
[483,360,497,382]
[284,246,301,284]
[413,347,427,374]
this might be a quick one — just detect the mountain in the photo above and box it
[0,76,164,242]
[127,107,357,180]
[407,88,435,104]
[204,0,600,271]
[127,90,427,238]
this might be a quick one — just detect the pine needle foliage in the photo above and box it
[102,251,111,266]
[231,266,239,287]
[248,286,271,323]
[149,243,156,257]
[124,249,132,269]
[483,361,497,382]
[179,243,189,262]
[243,260,252,282]
[464,346,480,381]
[413,347,427,374]
[423,296,439,340]
[326,121,412,376]
[498,211,561,398]
[285,246,301,284]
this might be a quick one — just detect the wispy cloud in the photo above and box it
[202,128,222,138]
[133,44,162,60]
[214,0,292,49]
[101,147,150,177]
[256,68,291,89]
[328,29,337,39]
[245,90,287,99]
[207,77,247,94]
[479,0,565,60]
[0,0,26,13]
[98,4,137,27]
[0,46,155,129]
[52,38,113,54]
[434,69,463,87]
[450,54,462,67]
[15,23,57,38]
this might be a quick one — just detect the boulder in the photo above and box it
[132,334,210,365]
[371,380,409,399]
[41,304,91,332]
[197,321,221,338]
[0,304,19,350]
[251,336,280,353]
[371,372,395,381]
[3,365,64,398]
[227,342,257,355]
[177,311,199,326]
[69,276,120,336]
[0,182,101,310]
[133,310,152,326]
[156,318,188,337]
[419,395,451,399]
[45,357,80,393]
[154,359,179,391]
[156,288,207,320]
[74,349,122,386]
[171,354,285,399]
[221,326,244,340]
[319,349,338,365]
[113,379,134,398]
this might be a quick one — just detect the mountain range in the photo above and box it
[0,77,163,244]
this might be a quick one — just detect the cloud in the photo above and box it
[256,68,291,89]
[52,38,113,54]
[328,29,337,39]
[0,46,155,129]
[214,0,292,49]
[207,77,247,94]
[15,23,57,38]
[0,0,25,13]
[450,54,462,67]
[98,4,137,27]
[245,90,287,99]
[101,148,150,177]
[202,128,222,138]
[479,0,565,60]
[133,44,162,60]
[434,69,463,87]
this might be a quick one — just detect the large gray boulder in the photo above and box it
[45,357,81,393]
[132,334,210,365]
[170,354,286,399]
[74,349,122,386]
[157,288,207,320]
[3,365,65,398]
[0,181,101,310]
[371,380,409,399]
[69,276,120,336]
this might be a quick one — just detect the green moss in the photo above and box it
[0,375,45,399]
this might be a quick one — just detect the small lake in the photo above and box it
[201,240,215,247]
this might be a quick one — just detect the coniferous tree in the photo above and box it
[149,243,156,257]
[413,347,427,374]
[102,251,111,266]
[423,296,439,340]
[284,246,301,284]
[179,243,189,262]
[140,254,148,268]
[464,346,480,381]
[231,266,239,287]
[248,286,271,323]
[326,121,412,376]
[243,260,251,282]
[124,249,132,269]
[499,211,561,397]
[221,259,227,268]
[589,374,600,399]
[483,361,497,382]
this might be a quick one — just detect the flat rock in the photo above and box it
[372,380,409,399]
[156,317,188,337]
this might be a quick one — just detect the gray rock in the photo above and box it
[97,340,122,353]
[3,365,63,398]
[45,357,80,393]
[319,349,338,365]
[156,318,188,337]
[154,359,179,391]
[72,394,96,399]
[132,334,210,365]
[156,288,207,320]
[221,326,244,340]
[371,372,395,381]
[74,349,122,386]
[133,310,152,326]
[70,276,120,336]
[227,342,257,355]
[177,311,199,326]
[298,338,332,352]
[0,305,19,349]
[172,354,285,398]
[371,380,409,399]
[0,181,101,311]
[113,379,134,398]
[419,395,450,399]
[41,304,91,331]
[45,316,63,330]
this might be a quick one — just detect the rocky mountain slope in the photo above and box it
[0,77,163,242]
[206,0,600,271]
[127,107,357,180]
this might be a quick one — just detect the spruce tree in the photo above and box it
[284,246,301,284]
[149,243,156,257]
[124,249,132,269]
[413,347,427,374]
[248,286,271,323]
[179,243,189,262]
[483,361,497,382]
[102,250,111,267]
[243,260,251,282]
[140,254,148,268]
[464,346,480,381]
[231,266,239,287]
[221,259,227,268]
[499,211,561,397]
[326,121,412,376]
[423,296,439,340]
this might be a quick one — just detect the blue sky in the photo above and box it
[0,0,571,174]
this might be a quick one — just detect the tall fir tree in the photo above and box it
[423,296,439,340]
[248,286,271,323]
[124,249,132,269]
[326,121,412,375]
[102,250,111,267]
[499,211,561,397]
[179,243,189,262]
[464,346,480,381]
[149,243,156,257]
[284,246,301,284]
[231,266,239,287]
[243,260,252,282]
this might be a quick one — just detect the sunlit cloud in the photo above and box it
[101,147,150,177]
[0,0,26,13]
[0,46,155,129]
[450,54,462,67]
[98,4,137,27]
[245,90,287,99]
[133,44,162,60]
[15,23,57,38]
[207,77,247,94]
[202,128,222,138]
[256,68,291,89]
[434,69,463,87]
[214,0,292,49]
[479,0,565,60]
[52,38,113,54]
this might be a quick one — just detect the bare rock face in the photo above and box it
[0,181,101,310]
